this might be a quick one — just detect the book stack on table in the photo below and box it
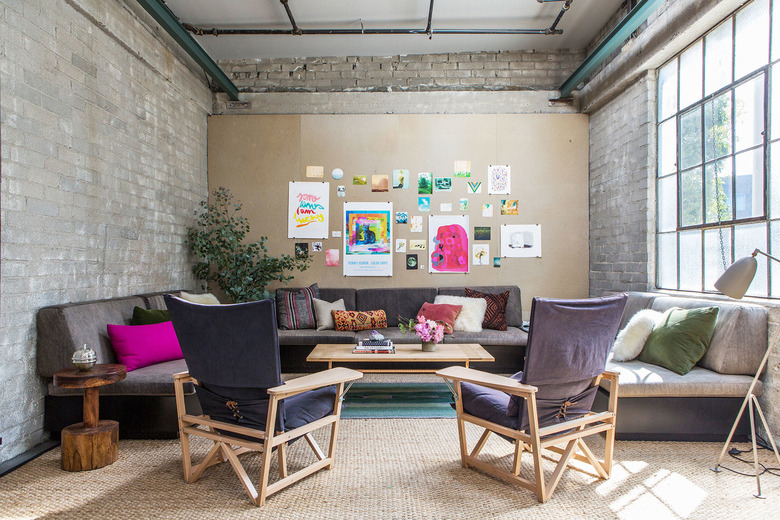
[353,339,395,354]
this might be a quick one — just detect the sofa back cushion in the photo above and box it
[650,296,767,375]
[37,296,145,377]
[437,286,522,328]
[319,288,357,311]
[356,288,438,327]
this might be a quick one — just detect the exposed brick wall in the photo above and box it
[589,73,656,295]
[219,50,584,93]
[0,0,211,463]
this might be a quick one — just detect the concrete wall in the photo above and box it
[0,0,211,463]
[585,0,779,441]
[219,50,584,93]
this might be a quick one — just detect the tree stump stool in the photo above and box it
[53,364,126,471]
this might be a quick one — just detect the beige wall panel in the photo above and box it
[207,114,588,318]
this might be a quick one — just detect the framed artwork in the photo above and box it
[467,181,482,194]
[488,165,511,195]
[501,224,542,258]
[428,214,469,274]
[482,203,493,217]
[343,202,393,276]
[295,242,308,258]
[434,177,452,192]
[372,175,389,192]
[409,239,426,251]
[325,249,340,267]
[406,254,418,270]
[306,165,324,178]
[393,169,410,189]
[501,199,519,215]
[410,215,423,233]
[353,175,367,185]
[395,239,407,253]
[454,160,471,178]
[418,172,433,194]
[472,244,490,266]
[395,211,408,224]
[474,226,491,241]
[459,198,469,211]
[288,181,329,239]
[418,196,431,212]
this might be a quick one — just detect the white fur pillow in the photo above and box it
[612,309,664,361]
[179,291,220,305]
[434,295,487,332]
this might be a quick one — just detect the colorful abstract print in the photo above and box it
[430,224,469,273]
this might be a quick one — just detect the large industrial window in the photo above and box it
[656,0,780,297]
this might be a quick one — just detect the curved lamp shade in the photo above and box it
[714,252,758,300]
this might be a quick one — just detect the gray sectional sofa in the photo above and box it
[594,291,769,441]
[37,286,526,438]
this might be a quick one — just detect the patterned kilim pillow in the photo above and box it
[464,288,509,331]
[332,310,388,331]
[276,284,320,330]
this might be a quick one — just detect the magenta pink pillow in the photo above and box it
[107,321,183,372]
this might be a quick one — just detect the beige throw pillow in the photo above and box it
[433,295,487,332]
[312,297,346,331]
[179,291,221,305]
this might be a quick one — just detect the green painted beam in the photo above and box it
[134,0,239,100]
[559,0,665,98]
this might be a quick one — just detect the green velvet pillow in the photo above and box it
[638,306,719,375]
[131,306,171,325]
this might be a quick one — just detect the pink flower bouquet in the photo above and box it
[413,315,445,344]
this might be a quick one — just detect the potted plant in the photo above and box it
[399,315,445,352]
[187,187,311,302]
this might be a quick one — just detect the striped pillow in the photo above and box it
[276,284,319,330]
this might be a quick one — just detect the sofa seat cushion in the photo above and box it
[277,329,356,345]
[49,358,192,396]
[603,355,762,398]
[448,326,528,347]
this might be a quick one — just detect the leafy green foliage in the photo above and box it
[187,187,311,303]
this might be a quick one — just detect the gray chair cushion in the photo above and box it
[437,286,523,327]
[37,296,146,377]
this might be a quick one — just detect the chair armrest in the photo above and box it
[268,367,363,398]
[173,370,198,386]
[437,366,537,397]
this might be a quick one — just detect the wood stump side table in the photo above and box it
[53,363,126,471]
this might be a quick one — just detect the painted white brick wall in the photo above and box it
[589,73,656,296]
[0,0,211,462]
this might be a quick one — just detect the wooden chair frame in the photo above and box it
[173,367,362,506]
[437,366,619,503]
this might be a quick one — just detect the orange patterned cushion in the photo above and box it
[332,310,388,331]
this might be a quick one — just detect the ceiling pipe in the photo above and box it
[279,0,302,35]
[182,26,563,37]
[558,0,664,98]
[549,1,572,32]
[134,0,239,100]
[426,0,435,38]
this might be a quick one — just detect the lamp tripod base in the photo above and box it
[712,393,780,498]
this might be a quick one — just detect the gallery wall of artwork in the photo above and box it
[207,114,589,317]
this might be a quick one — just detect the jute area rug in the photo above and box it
[1,419,778,520]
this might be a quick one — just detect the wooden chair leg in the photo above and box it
[512,439,524,476]
[258,397,280,507]
[278,442,288,479]
[470,429,491,458]
[545,439,579,499]
[454,382,469,468]
[221,443,260,506]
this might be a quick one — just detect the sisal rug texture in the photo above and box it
[1,418,779,519]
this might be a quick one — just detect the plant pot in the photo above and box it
[421,341,437,352]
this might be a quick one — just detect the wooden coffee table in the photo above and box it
[307,343,494,373]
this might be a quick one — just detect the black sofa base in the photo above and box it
[45,394,201,440]
[594,389,751,442]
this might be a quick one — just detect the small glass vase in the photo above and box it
[421,341,437,352]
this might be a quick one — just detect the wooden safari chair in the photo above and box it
[437,294,627,502]
[165,295,362,506]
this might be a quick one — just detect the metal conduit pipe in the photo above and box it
[279,0,301,35]
[181,26,563,37]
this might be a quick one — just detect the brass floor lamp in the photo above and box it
[712,248,780,498]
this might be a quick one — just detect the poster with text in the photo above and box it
[428,214,469,274]
[344,202,393,276]
[501,224,541,258]
[288,182,329,238]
